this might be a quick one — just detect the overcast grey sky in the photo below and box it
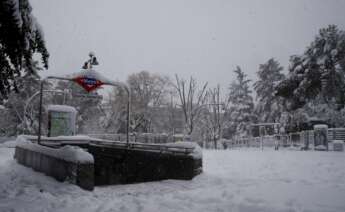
[31,0,345,89]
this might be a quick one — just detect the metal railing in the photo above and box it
[223,128,345,150]
[24,135,195,155]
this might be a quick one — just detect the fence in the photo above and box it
[328,128,345,141]
[87,133,191,144]
[223,128,345,150]
[232,133,307,149]
[224,136,277,149]
[88,129,345,150]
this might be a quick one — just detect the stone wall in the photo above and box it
[88,144,202,185]
[14,136,203,190]
[14,146,94,190]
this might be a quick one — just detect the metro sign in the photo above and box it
[73,76,104,92]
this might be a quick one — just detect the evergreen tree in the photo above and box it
[0,62,49,136]
[254,58,285,123]
[276,25,345,110]
[227,66,255,137]
[0,0,49,102]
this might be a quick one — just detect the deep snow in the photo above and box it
[1,146,345,212]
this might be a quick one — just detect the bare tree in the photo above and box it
[100,87,128,134]
[199,85,230,148]
[174,75,208,135]
[127,71,171,132]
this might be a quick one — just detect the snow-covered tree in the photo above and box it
[127,71,171,133]
[101,87,129,134]
[254,58,285,123]
[276,25,345,110]
[0,64,50,136]
[103,71,174,135]
[296,96,345,129]
[306,101,345,128]
[226,66,255,138]
[0,0,49,101]
[197,85,231,148]
[174,75,208,135]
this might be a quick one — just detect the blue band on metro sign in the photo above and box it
[82,77,97,85]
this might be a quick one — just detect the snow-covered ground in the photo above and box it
[1,146,345,212]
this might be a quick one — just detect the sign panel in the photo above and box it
[73,76,104,92]
[72,93,103,100]
[48,111,74,137]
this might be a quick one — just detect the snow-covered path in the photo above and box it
[1,147,345,212]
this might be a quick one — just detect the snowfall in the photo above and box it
[1,141,345,212]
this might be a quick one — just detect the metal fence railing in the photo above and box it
[87,133,191,144]
[221,128,345,150]
[328,128,345,141]
[22,128,345,151]
[23,135,196,155]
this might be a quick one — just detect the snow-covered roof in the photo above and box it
[329,128,345,131]
[314,124,328,129]
[251,123,280,126]
[332,140,344,144]
[306,116,321,122]
[46,105,77,113]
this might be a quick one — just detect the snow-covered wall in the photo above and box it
[14,137,94,190]
[89,142,202,185]
[17,143,94,163]
[16,136,93,163]
[165,141,202,159]
[14,135,202,189]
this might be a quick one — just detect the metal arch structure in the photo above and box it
[23,89,68,134]
[37,75,131,146]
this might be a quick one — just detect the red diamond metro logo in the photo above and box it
[73,77,104,92]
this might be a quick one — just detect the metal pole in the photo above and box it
[126,92,130,145]
[37,81,44,145]
[23,89,65,133]
[23,91,40,134]
[117,84,130,146]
